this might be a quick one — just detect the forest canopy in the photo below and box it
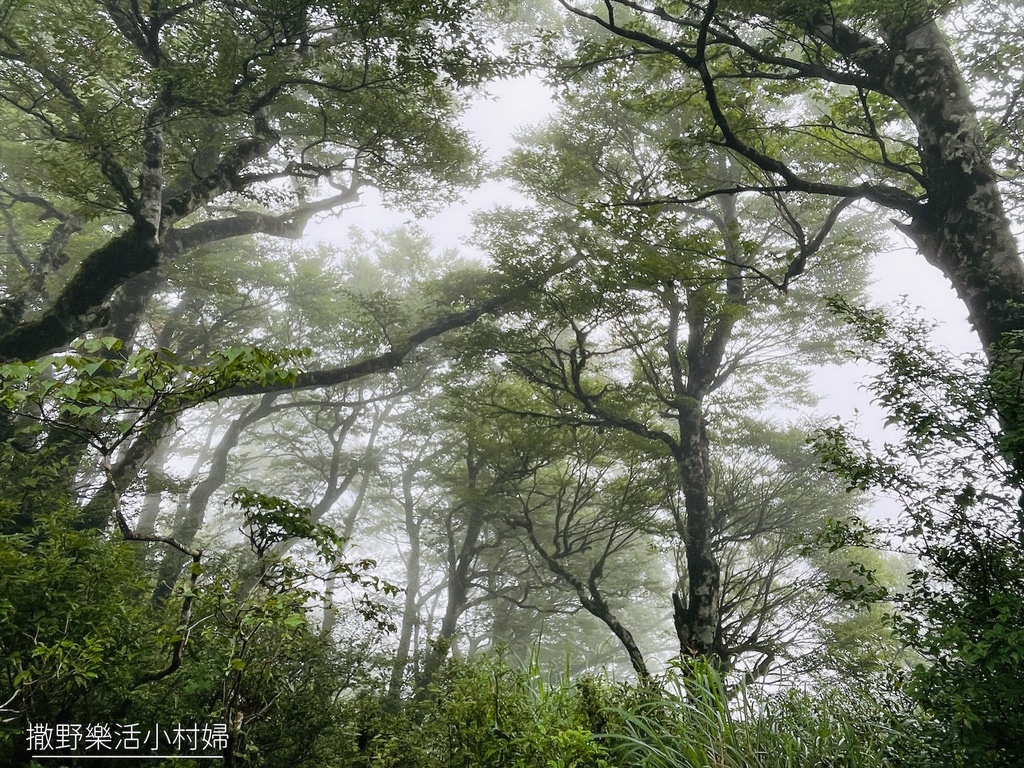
[1,0,1023,766]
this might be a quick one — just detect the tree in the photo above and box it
[146,226,466,602]
[0,345,399,767]
[549,0,1024,450]
[0,0,489,361]
[453,385,667,680]
[366,380,560,694]
[465,77,873,666]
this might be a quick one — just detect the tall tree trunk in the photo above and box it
[671,406,721,660]
[416,504,484,693]
[388,467,422,699]
[884,19,1024,355]
[417,448,485,694]
[871,18,1024,473]
[153,394,277,602]
[136,435,173,539]
[320,464,374,641]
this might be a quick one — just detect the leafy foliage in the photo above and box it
[345,655,612,768]
[0,340,302,443]
[812,298,1024,765]
[336,654,935,768]
[4,1,1024,766]
[0,506,159,759]
[606,660,922,768]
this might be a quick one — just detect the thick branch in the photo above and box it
[0,188,358,362]
[559,2,920,213]
[163,188,359,257]
[0,221,160,361]
[224,256,585,398]
[161,112,280,223]
[516,507,650,679]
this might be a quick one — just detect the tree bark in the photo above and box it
[136,435,172,539]
[417,447,486,693]
[388,466,423,699]
[671,406,721,660]
[882,19,1024,353]
[0,222,160,360]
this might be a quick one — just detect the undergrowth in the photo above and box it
[339,655,940,768]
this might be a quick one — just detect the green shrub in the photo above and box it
[814,300,1024,766]
[342,655,612,768]
[0,505,160,764]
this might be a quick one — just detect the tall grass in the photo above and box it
[602,661,926,768]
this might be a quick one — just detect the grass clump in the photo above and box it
[599,661,933,768]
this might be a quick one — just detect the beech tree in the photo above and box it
[549,0,1024,448]
[0,0,489,361]
[466,72,874,664]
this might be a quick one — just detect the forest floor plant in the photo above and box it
[338,652,937,768]
[602,660,929,768]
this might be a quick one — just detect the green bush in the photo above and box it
[341,655,613,768]
[814,300,1024,766]
[0,491,392,768]
[0,505,160,764]
[334,654,943,768]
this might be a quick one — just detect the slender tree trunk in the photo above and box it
[661,236,741,662]
[517,510,651,680]
[671,407,721,660]
[583,595,650,680]
[417,448,485,694]
[388,467,422,699]
[416,504,483,692]
[320,464,374,640]
[136,435,172,539]
[80,415,176,530]
[153,394,277,602]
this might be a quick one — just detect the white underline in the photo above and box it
[32,755,221,760]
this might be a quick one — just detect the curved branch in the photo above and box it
[559,1,921,213]
[0,221,160,361]
[163,188,360,256]
[161,112,281,223]
[223,254,586,398]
